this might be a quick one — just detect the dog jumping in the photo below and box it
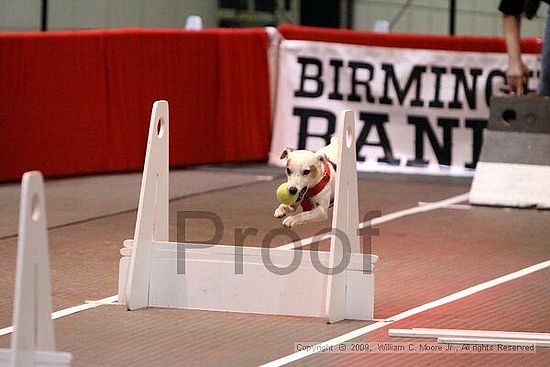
[274,137,339,228]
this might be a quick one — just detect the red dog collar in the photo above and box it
[300,160,336,212]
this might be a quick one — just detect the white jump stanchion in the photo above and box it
[124,101,169,310]
[119,101,378,321]
[326,110,362,323]
[0,172,72,367]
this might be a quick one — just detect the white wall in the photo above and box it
[0,0,218,31]
[353,0,548,37]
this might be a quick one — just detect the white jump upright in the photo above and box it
[0,172,72,367]
[119,101,378,321]
[326,110,363,323]
[123,100,169,309]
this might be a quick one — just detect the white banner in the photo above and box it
[270,40,541,176]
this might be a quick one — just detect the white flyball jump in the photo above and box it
[0,172,72,367]
[118,101,378,323]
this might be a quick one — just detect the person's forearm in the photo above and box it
[503,14,522,64]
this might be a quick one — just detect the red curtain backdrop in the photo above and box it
[0,25,541,181]
[277,24,542,53]
[0,30,110,180]
[0,28,271,181]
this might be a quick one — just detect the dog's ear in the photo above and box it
[280,147,294,160]
[316,152,327,162]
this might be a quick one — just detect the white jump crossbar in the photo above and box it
[0,172,72,367]
[118,101,378,322]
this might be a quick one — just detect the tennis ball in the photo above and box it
[276,182,297,205]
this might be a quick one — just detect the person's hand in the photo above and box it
[506,60,529,95]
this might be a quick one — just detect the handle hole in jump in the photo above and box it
[31,194,40,221]
[345,126,353,149]
[156,118,164,138]
[501,109,515,128]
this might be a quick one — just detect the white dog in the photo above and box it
[274,137,339,228]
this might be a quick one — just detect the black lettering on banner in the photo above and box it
[406,115,459,167]
[328,59,344,100]
[485,69,506,106]
[347,61,375,103]
[429,66,447,108]
[379,64,426,107]
[294,107,336,149]
[464,119,488,169]
[525,69,538,95]
[294,57,324,98]
[449,67,482,109]
[356,112,400,165]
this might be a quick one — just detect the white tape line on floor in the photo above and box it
[275,192,470,250]
[259,259,550,367]
[0,295,118,337]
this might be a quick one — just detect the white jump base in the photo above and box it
[0,350,71,367]
[120,239,377,318]
[0,172,72,367]
[470,162,550,208]
[118,101,378,323]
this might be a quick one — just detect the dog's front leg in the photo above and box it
[274,203,297,218]
[282,202,328,228]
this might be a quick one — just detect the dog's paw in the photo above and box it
[282,215,302,228]
[274,207,286,219]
